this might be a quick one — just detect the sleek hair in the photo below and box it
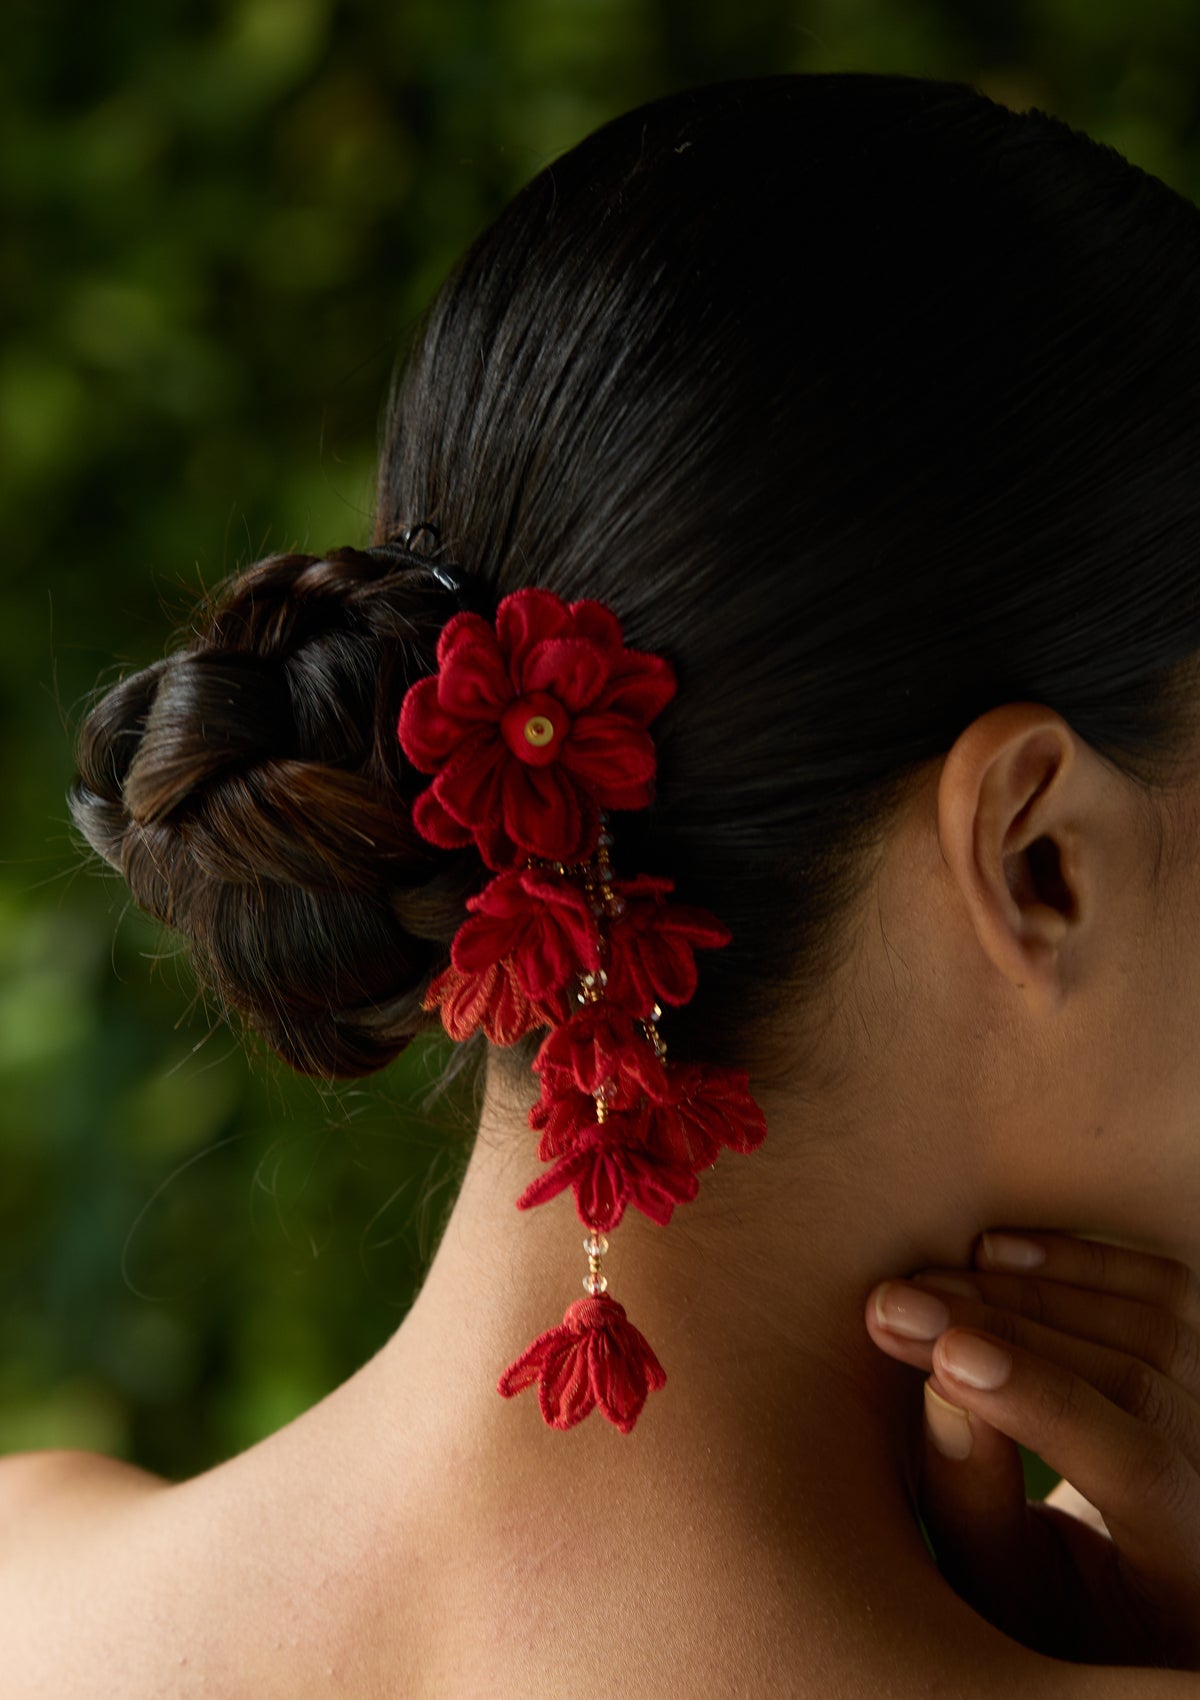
[67,70,1200,1092]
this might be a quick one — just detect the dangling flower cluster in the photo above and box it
[397,584,767,1432]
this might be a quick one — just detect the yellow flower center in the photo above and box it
[524,715,555,747]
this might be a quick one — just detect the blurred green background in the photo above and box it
[5,0,1196,1486]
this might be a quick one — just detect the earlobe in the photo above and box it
[936,704,1085,1017]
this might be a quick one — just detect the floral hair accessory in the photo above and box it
[397,576,768,1432]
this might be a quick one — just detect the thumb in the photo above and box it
[919,1370,1046,1636]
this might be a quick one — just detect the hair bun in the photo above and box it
[67,545,488,1078]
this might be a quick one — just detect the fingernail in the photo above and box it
[938,1331,1012,1390]
[925,1382,973,1459]
[980,1232,1045,1270]
[873,1281,950,1340]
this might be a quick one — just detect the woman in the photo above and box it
[27,69,1200,1694]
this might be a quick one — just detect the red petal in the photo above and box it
[437,626,514,720]
[494,1346,545,1398]
[591,651,677,723]
[517,926,585,1002]
[501,758,582,861]
[561,714,656,794]
[565,600,624,652]
[574,1145,628,1231]
[538,1336,597,1429]
[474,811,525,873]
[509,874,599,997]
[451,910,521,975]
[528,1085,597,1158]
[483,960,557,1044]
[398,675,476,771]
[411,785,476,852]
[514,1154,582,1212]
[629,1158,700,1225]
[673,1064,769,1159]
[522,637,610,713]
[433,727,507,830]
[588,1307,667,1433]
[616,873,676,901]
[423,960,547,1045]
[421,961,493,1041]
[435,609,495,669]
[495,589,572,687]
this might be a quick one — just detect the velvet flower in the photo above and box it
[602,872,732,1017]
[533,1003,671,1106]
[514,1103,701,1230]
[421,958,566,1045]
[451,868,600,999]
[397,587,677,871]
[495,1294,667,1433]
[648,1062,770,1168]
[528,1077,601,1161]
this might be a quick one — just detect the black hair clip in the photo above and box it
[427,563,462,595]
[366,527,493,617]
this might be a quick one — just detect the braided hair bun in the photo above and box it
[67,542,489,1079]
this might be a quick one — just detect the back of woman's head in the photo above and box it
[67,70,1200,1091]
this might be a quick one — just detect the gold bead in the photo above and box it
[523,715,554,746]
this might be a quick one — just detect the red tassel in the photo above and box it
[496,1293,666,1433]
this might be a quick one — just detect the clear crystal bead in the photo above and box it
[583,1271,609,1295]
[583,1231,609,1256]
[597,830,614,847]
[651,1002,662,1019]
[599,867,612,883]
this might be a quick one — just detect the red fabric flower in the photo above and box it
[451,868,600,1000]
[496,1293,667,1432]
[528,1077,600,1160]
[422,959,567,1044]
[533,1003,671,1105]
[397,587,677,871]
[602,872,732,1017]
[647,1061,769,1168]
[514,1104,701,1230]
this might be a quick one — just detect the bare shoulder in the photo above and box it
[0,1447,166,1540]
[0,1447,1196,1699]
[0,1428,426,1700]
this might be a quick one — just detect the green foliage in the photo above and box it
[3,0,1193,1481]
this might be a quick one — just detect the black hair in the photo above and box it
[66,70,1200,1093]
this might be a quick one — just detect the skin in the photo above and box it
[6,699,1200,1696]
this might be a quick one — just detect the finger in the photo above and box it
[867,1278,1200,1460]
[906,1266,1200,1401]
[974,1230,1200,1333]
[919,1371,1062,1648]
[930,1323,1200,1583]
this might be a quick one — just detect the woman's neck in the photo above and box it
[372,1050,1002,1571]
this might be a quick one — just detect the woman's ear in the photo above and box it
[936,703,1102,1018]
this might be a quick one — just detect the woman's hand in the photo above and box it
[864,1230,1200,1669]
